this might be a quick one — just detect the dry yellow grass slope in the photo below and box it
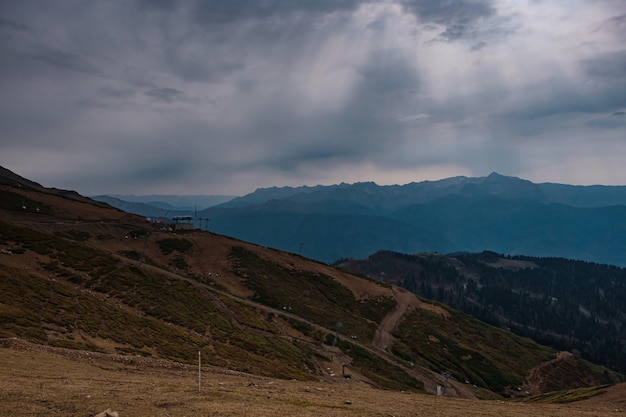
[1,340,625,417]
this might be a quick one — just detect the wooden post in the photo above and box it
[198,350,202,393]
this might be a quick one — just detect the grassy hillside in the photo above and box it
[3,343,626,416]
[0,178,621,397]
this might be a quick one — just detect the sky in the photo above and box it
[1,0,625,196]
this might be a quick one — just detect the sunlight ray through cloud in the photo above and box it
[1,0,625,194]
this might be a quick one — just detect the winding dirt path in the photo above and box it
[372,286,419,351]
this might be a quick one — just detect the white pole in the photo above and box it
[198,350,202,393]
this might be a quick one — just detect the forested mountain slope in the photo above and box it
[338,251,626,374]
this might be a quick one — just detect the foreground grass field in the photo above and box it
[1,341,624,417]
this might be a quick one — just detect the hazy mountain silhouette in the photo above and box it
[94,172,626,266]
[200,173,626,265]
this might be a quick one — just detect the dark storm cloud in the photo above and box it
[99,85,136,100]
[144,87,187,103]
[33,47,101,74]
[577,51,626,116]
[583,50,626,81]
[601,8,626,38]
[399,0,495,41]
[0,16,29,31]
[190,0,365,24]
[2,0,626,194]
[606,13,626,27]
[512,78,626,122]
[138,0,370,84]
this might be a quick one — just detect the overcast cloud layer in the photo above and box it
[1,0,625,195]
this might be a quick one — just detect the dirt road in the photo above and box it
[372,286,419,351]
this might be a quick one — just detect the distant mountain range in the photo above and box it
[98,194,234,210]
[91,194,234,219]
[95,172,626,266]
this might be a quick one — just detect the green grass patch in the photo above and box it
[392,306,555,394]
[1,222,119,275]
[229,246,392,342]
[171,255,189,269]
[334,338,423,392]
[0,189,52,214]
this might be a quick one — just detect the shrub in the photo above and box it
[157,238,193,255]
